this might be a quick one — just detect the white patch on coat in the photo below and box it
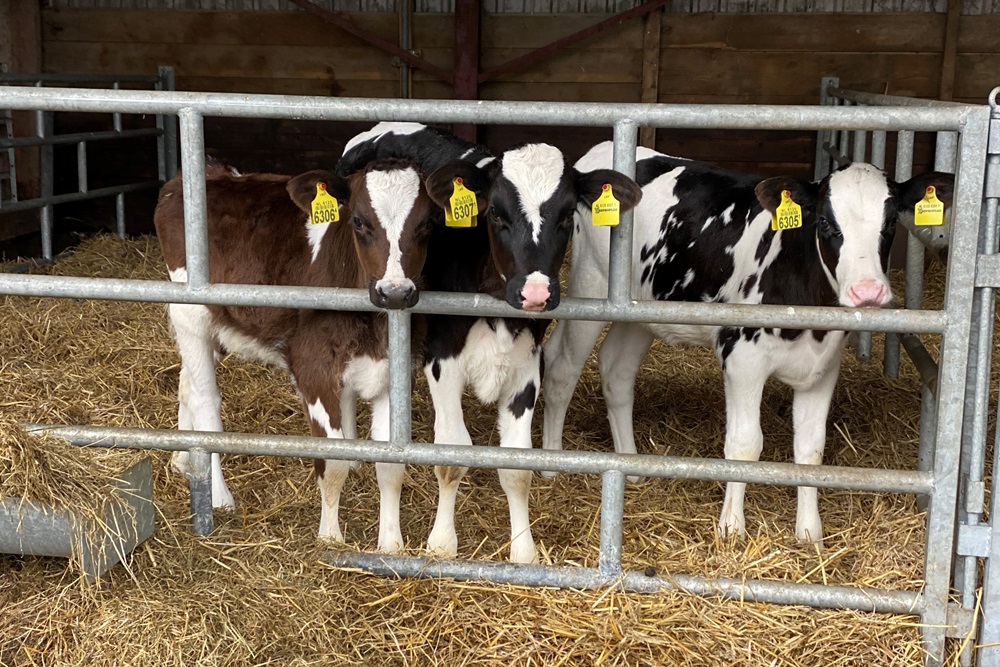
[343,356,389,401]
[476,156,496,169]
[168,266,188,282]
[454,320,536,405]
[216,325,287,369]
[308,400,343,439]
[343,122,424,154]
[306,217,330,264]
[501,144,565,244]
[366,167,420,287]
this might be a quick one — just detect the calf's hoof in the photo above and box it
[509,539,539,565]
[426,529,458,559]
[538,470,560,480]
[717,513,746,540]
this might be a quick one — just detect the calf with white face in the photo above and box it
[543,142,953,544]
[339,124,641,562]
[156,158,442,550]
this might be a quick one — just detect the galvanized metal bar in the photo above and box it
[388,310,411,449]
[814,76,839,181]
[37,107,53,261]
[837,100,852,163]
[76,141,88,194]
[608,121,638,305]
[915,384,937,513]
[900,334,938,396]
[851,123,874,364]
[918,106,990,665]
[0,88,974,132]
[828,87,970,108]
[982,341,1000,661]
[112,81,122,133]
[852,126,868,163]
[177,109,209,290]
[115,192,125,240]
[187,448,213,536]
[25,425,935,495]
[327,552,923,615]
[0,273,951,334]
[158,66,178,181]
[871,129,900,377]
[0,181,159,214]
[598,470,625,579]
[0,127,163,149]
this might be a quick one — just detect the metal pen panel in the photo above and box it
[76,141,88,194]
[177,109,210,290]
[608,121,638,305]
[37,108,53,262]
[598,470,625,579]
[388,310,412,449]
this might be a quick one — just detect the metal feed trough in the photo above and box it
[0,85,994,667]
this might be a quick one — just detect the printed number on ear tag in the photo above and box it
[771,190,802,232]
[311,182,340,225]
[914,186,945,226]
[446,178,478,228]
[591,184,620,227]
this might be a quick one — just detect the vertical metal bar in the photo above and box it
[608,120,638,306]
[399,0,412,99]
[76,141,88,193]
[37,107,53,262]
[870,130,900,376]
[598,469,625,579]
[919,108,989,666]
[157,66,178,180]
[838,100,852,163]
[112,81,122,133]
[814,76,839,181]
[188,448,214,536]
[982,297,1000,660]
[852,126,868,164]
[388,309,412,448]
[899,131,924,314]
[915,384,936,512]
[178,108,210,290]
[115,192,126,240]
[853,122,872,363]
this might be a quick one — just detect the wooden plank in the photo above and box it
[953,54,1000,100]
[480,81,638,102]
[8,0,42,201]
[481,47,642,83]
[659,13,947,53]
[938,0,961,100]
[176,75,453,99]
[957,16,1000,54]
[453,0,480,143]
[639,6,661,149]
[481,13,641,50]
[658,51,942,99]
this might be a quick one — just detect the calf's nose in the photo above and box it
[372,282,419,309]
[847,280,888,307]
[520,281,551,313]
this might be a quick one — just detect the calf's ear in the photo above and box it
[575,170,643,212]
[755,177,818,214]
[286,170,350,216]
[894,171,955,211]
[425,159,495,212]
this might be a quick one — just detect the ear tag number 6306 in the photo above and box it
[446,178,478,228]
[310,182,340,225]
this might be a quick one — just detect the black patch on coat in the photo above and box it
[508,382,537,419]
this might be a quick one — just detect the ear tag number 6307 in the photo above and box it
[446,178,478,228]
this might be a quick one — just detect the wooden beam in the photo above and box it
[938,0,961,100]
[287,0,453,85]
[478,0,671,85]
[638,7,661,149]
[6,0,41,200]
[453,0,480,144]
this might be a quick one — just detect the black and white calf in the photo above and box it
[339,123,641,562]
[543,142,953,544]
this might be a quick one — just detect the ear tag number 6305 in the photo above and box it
[771,190,802,232]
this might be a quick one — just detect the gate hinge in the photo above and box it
[957,523,991,558]
[946,604,977,639]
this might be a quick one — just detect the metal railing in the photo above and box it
[0,85,990,667]
[0,68,177,261]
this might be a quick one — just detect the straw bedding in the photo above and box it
[0,234,987,666]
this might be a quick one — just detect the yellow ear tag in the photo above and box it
[445,178,478,228]
[310,182,339,225]
[591,184,620,227]
[914,186,945,226]
[771,190,803,232]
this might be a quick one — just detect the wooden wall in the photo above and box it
[30,7,999,232]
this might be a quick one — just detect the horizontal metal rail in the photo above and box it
[0,127,162,149]
[0,272,949,334]
[0,181,160,214]
[25,425,934,494]
[828,87,971,109]
[329,552,923,615]
[0,87,977,132]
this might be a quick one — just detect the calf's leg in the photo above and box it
[304,392,351,543]
[370,392,406,553]
[718,350,766,539]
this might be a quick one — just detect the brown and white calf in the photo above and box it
[154,158,439,551]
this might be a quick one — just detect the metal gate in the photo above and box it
[0,85,991,666]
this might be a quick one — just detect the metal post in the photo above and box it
[112,81,122,133]
[608,120,638,306]
[814,76,839,181]
[915,383,936,512]
[115,192,125,240]
[37,107,53,262]
[188,448,213,536]
[853,123,872,363]
[387,309,412,449]
[870,130,900,377]
[598,470,625,579]
[76,141,88,193]
[918,108,989,666]
[156,66,178,181]
[177,108,210,290]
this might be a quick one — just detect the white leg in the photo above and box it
[717,347,767,539]
[425,357,472,558]
[597,322,655,482]
[305,394,350,542]
[791,353,841,545]
[496,330,541,564]
[370,392,405,553]
[540,317,606,478]
[168,303,235,511]
[171,366,194,475]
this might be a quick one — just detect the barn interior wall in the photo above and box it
[32,8,1000,234]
